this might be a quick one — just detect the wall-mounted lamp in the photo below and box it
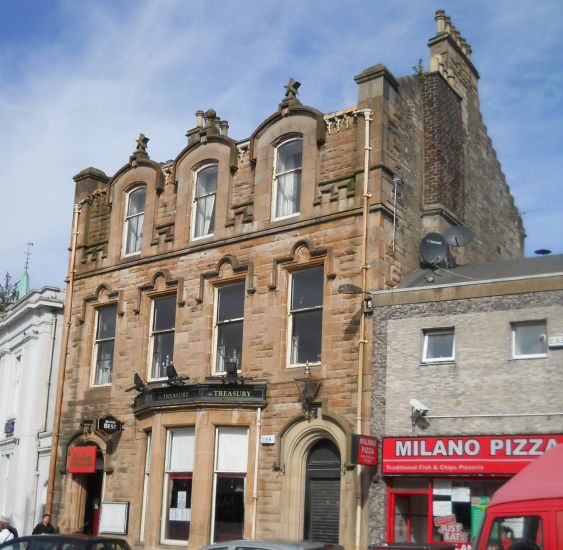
[294,364,321,420]
[166,363,189,386]
[125,373,146,393]
[338,283,374,315]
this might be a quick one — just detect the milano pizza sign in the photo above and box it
[382,435,563,475]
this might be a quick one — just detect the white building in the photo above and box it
[0,286,64,535]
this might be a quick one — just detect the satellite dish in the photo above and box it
[419,233,448,265]
[444,225,474,247]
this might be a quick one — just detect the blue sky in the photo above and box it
[1,0,562,289]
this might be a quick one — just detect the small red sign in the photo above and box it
[382,434,563,475]
[68,446,97,473]
[352,434,378,466]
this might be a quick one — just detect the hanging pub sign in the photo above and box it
[351,434,378,466]
[68,446,97,474]
[382,434,563,475]
[96,415,123,435]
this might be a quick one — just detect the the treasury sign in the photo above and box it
[382,434,563,475]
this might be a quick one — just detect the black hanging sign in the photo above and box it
[97,415,123,435]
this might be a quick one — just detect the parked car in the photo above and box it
[0,534,131,550]
[199,540,345,550]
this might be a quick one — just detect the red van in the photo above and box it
[473,444,563,550]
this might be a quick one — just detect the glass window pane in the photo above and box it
[514,321,547,356]
[196,165,218,196]
[97,305,117,339]
[276,171,301,218]
[213,475,245,542]
[195,194,216,236]
[153,295,176,331]
[277,140,302,173]
[425,331,454,360]
[95,340,114,385]
[164,477,192,541]
[152,332,174,378]
[218,283,245,321]
[216,322,243,372]
[125,213,143,254]
[291,309,322,364]
[216,428,248,472]
[128,187,146,215]
[292,267,323,310]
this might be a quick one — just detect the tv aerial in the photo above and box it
[419,232,448,266]
[444,225,474,247]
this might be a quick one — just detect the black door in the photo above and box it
[304,440,341,543]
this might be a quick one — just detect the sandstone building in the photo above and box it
[51,11,524,549]
[369,254,563,547]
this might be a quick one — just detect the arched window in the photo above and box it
[192,164,218,238]
[123,186,146,255]
[273,138,303,219]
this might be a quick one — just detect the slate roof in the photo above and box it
[398,254,563,289]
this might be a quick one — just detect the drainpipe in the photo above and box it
[46,201,84,514]
[251,407,262,538]
[354,108,372,550]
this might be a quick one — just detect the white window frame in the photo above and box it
[139,432,151,543]
[212,282,245,375]
[511,320,548,359]
[160,428,195,546]
[287,266,323,368]
[191,163,218,240]
[422,328,455,363]
[148,294,176,381]
[122,185,146,257]
[272,138,303,221]
[210,427,248,543]
[91,304,117,386]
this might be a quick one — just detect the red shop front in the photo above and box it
[381,434,563,549]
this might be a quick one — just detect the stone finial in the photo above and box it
[195,110,204,128]
[284,78,301,101]
[135,133,149,153]
[204,109,217,128]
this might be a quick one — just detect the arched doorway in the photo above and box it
[304,439,341,543]
[70,443,104,535]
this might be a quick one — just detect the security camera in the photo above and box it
[409,399,430,414]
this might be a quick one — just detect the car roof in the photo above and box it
[0,534,130,549]
[200,540,343,550]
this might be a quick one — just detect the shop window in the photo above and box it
[148,294,176,380]
[212,427,248,542]
[481,515,543,550]
[511,320,547,359]
[273,138,302,219]
[289,266,323,367]
[422,328,454,363]
[122,185,146,256]
[92,304,117,386]
[162,428,194,545]
[388,478,505,545]
[214,282,245,374]
[139,432,151,543]
[192,164,217,238]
